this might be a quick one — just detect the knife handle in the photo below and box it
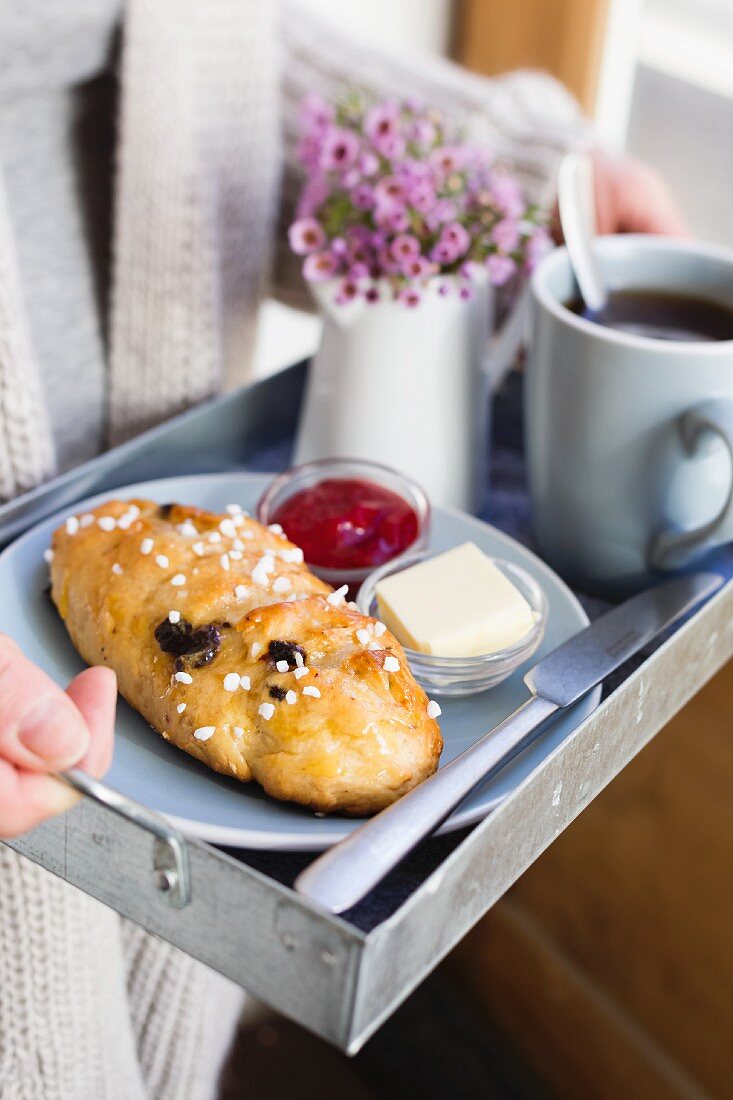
[295,693,558,914]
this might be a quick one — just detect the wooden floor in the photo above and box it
[449,659,733,1099]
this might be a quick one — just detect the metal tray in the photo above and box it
[6,362,733,1053]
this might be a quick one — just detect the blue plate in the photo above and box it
[0,473,600,850]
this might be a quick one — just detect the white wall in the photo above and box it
[289,0,452,57]
[625,64,733,248]
[595,0,733,247]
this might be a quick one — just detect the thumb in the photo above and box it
[0,635,90,771]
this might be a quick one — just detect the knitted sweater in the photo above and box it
[0,3,586,1098]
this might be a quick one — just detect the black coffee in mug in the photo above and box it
[565,289,733,342]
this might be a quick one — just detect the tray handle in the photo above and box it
[59,769,191,909]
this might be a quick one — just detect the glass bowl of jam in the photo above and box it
[256,458,430,594]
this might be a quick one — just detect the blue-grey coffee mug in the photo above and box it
[525,235,733,596]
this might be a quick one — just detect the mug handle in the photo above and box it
[649,398,733,570]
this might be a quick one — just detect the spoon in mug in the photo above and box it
[557,152,608,320]
[557,152,702,342]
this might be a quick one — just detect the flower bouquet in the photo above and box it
[290,91,550,509]
[289,92,549,306]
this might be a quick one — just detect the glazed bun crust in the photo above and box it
[51,499,442,815]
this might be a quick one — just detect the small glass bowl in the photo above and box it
[357,550,548,696]
[256,458,431,593]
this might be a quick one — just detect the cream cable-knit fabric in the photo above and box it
[109,0,282,444]
[120,923,244,1100]
[0,847,244,1100]
[0,848,147,1100]
[0,3,588,1098]
[0,175,55,499]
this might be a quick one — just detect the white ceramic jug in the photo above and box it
[294,275,516,511]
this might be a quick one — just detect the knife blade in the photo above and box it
[295,572,722,914]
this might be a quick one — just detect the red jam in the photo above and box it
[272,478,419,571]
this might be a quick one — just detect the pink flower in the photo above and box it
[396,158,432,185]
[342,167,361,189]
[441,223,471,256]
[459,284,475,301]
[435,199,457,223]
[334,277,360,305]
[430,238,461,265]
[374,176,405,206]
[375,132,407,161]
[429,146,465,176]
[288,217,326,256]
[346,242,371,265]
[526,228,551,263]
[358,150,380,177]
[303,251,339,282]
[365,286,381,304]
[320,127,360,172]
[351,184,375,210]
[348,261,370,281]
[365,102,407,156]
[296,134,323,170]
[459,260,482,280]
[491,176,524,220]
[365,101,400,146]
[347,237,376,267]
[486,253,517,285]
[424,199,457,231]
[374,204,410,233]
[400,255,434,280]
[389,234,421,262]
[408,118,437,150]
[377,245,401,274]
[388,209,411,233]
[397,287,422,308]
[296,175,330,218]
[409,180,437,213]
[298,93,334,132]
[330,236,348,256]
[491,218,520,253]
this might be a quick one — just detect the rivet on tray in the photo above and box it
[321,950,338,967]
[156,869,178,894]
[281,932,298,951]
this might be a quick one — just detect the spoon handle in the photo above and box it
[557,153,607,316]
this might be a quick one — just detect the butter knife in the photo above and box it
[295,572,722,913]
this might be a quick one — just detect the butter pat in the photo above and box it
[376,542,538,658]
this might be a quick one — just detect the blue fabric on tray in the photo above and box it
[234,369,732,930]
